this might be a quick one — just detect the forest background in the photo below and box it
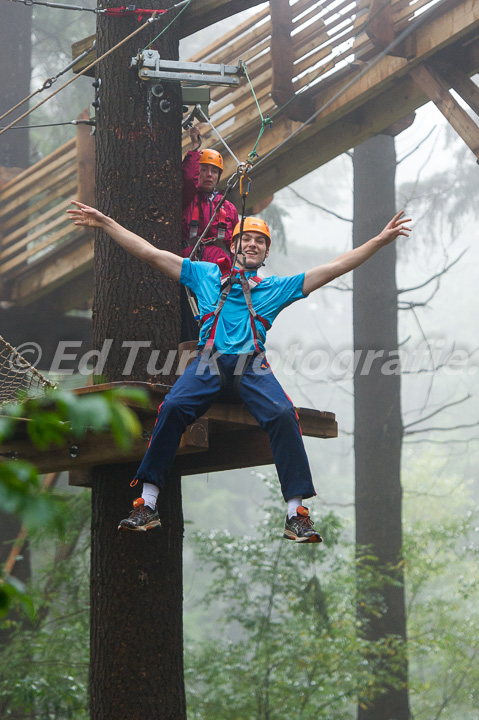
[1,1,479,719]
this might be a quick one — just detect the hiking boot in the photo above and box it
[118,498,161,532]
[283,506,323,544]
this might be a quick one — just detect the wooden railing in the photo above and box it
[0,138,79,280]
[181,0,445,158]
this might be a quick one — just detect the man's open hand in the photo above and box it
[377,210,412,246]
[67,201,108,229]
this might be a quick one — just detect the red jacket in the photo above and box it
[181,150,238,269]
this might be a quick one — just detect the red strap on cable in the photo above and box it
[103,6,166,21]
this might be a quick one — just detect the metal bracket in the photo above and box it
[131,50,243,88]
[181,88,211,124]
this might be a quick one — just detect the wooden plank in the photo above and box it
[0,417,210,475]
[0,200,72,260]
[73,381,338,439]
[0,179,77,234]
[437,60,479,116]
[409,62,479,159]
[271,0,314,121]
[0,165,76,221]
[6,232,93,302]
[366,0,395,50]
[0,138,76,194]
[1,223,76,275]
[0,147,77,204]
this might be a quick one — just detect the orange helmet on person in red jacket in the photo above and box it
[232,217,271,248]
[199,149,224,172]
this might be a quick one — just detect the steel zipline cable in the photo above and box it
[0,0,194,136]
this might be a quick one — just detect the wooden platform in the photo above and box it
[0,382,337,483]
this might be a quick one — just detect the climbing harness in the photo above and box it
[200,269,270,354]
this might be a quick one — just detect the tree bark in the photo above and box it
[353,135,410,720]
[90,1,185,717]
[0,3,31,167]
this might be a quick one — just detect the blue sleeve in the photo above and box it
[180,258,217,289]
[276,273,307,305]
[257,273,306,326]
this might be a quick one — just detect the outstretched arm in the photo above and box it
[302,211,411,295]
[67,201,183,281]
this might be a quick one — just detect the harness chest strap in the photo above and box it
[189,198,227,242]
[201,269,271,352]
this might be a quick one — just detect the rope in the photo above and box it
[143,0,193,50]
[240,60,273,163]
[0,43,95,124]
[196,105,241,166]
[0,119,94,129]
[0,0,193,137]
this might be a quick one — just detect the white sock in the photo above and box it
[141,482,159,510]
[287,496,303,519]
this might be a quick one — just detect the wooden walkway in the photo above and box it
[1,0,478,306]
[0,381,338,477]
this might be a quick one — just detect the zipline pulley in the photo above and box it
[131,50,244,88]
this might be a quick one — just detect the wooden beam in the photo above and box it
[366,0,395,50]
[270,0,315,122]
[365,0,415,59]
[409,61,479,160]
[6,234,93,306]
[0,381,337,478]
[222,8,479,207]
[0,417,210,475]
[437,60,479,116]
[180,0,266,38]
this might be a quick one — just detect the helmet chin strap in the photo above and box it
[238,253,265,272]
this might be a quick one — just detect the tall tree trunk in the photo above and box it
[353,135,409,719]
[0,12,32,718]
[89,1,185,717]
[0,3,31,167]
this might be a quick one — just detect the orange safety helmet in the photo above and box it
[232,217,271,247]
[199,148,224,172]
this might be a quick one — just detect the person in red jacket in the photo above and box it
[180,127,239,340]
[181,127,238,263]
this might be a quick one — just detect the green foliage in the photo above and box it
[0,493,91,719]
[0,387,146,617]
[403,455,479,719]
[185,481,405,720]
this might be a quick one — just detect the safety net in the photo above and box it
[0,334,56,405]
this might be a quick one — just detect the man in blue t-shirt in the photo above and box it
[68,202,411,543]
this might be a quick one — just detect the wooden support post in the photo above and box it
[76,109,95,208]
[436,61,479,117]
[365,0,416,59]
[269,0,314,122]
[409,61,479,161]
